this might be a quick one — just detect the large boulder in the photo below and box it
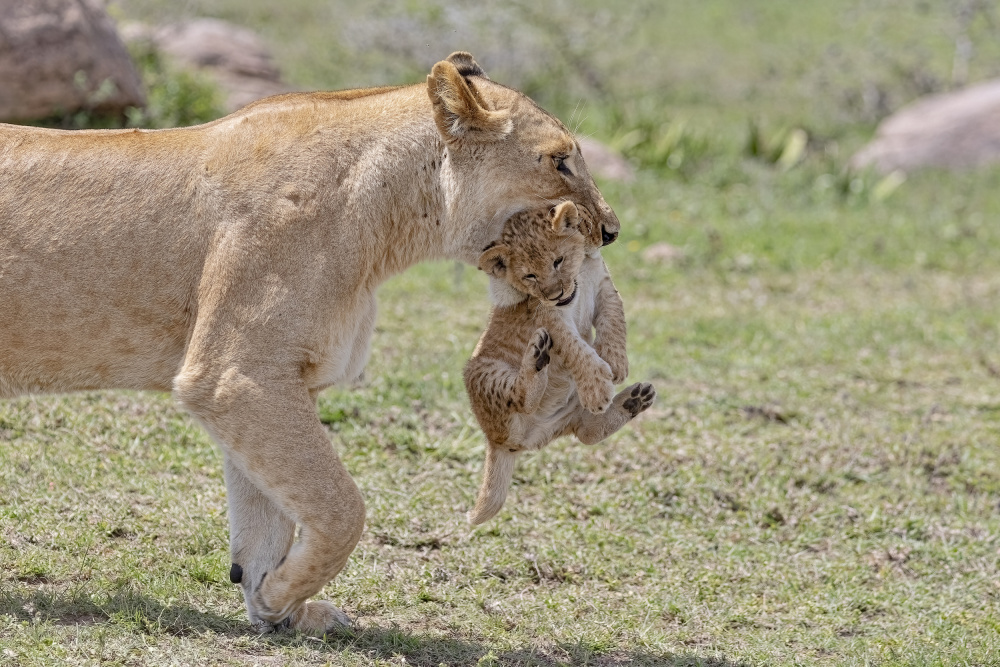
[123,19,291,113]
[851,79,1000,173]
[0,0,145,122]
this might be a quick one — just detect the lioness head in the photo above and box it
[427,53,620,260]
[478,202,586,307]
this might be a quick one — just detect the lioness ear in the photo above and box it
[478,244,510,279]
[446,51,489,79]
[427,57,512,142]
[551,201,581,235]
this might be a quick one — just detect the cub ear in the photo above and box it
[551,201,581,235]
[478,244,510,279]
[427,57,511,142]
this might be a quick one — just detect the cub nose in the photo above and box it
[601,226,618,246]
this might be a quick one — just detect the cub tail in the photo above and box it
[467,446,519,525]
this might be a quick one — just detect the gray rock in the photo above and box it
[0,0,145,122]
[641,242,685,264]
[579,136,635,182]
[851,79,1000,173]
[123,18,292,113]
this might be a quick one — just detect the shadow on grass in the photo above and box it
[270,624,753,667]
[0,584,238,634]
[1,587,748,666]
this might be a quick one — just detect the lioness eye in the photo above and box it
[524,274,537,281]
[553,156,571,175]
[553,257,563,268]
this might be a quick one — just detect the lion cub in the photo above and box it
[464,201,656,525]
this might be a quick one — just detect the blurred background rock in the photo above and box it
[5,0,1000,175]
[0,0,144,124]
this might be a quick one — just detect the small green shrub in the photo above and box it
[30,43,224,130]
[126,43,225,129]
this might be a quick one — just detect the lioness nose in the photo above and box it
[601,226,618,246]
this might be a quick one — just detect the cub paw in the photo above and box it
[578,360,615,414]
[529,328,553,372]
[622,382,656,418]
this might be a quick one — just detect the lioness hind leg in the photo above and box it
[176,369,365,636]
[571,382,656,445]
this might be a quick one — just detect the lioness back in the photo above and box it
[0,85,438,397]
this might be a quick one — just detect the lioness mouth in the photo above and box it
[555,286,577,307]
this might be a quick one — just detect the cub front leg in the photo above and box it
[519,328,553,414]
[591,268,629,384]
[571,382,656,444]
[175,365,365,636]
[538,310,614,414]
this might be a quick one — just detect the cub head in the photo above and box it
[427,52,620,261]
[478,201,586,307]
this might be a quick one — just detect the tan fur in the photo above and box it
[0,53,622,635]
[464,203,655,525]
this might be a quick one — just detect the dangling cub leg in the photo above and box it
[572,382,656,445]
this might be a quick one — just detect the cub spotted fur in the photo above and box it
[0,53,622,635]
[464,202,655,524]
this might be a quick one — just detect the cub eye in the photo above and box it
[553,156,571,175]
[553,256,563,269]
[523,274,537,281]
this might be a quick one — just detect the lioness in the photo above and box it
[464,202,655,525]
[0,53,621,634]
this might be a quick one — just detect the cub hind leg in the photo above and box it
[571,382,656,445]
[465,328,553,525]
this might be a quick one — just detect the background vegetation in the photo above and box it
[3,1,1000,665]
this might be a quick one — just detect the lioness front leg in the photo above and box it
[224,456,301,633]
[176,367,365,636]
[571,382,656,444]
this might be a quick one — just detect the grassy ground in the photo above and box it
[4,1,1000,665]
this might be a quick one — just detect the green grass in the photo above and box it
[4,1,1000,665]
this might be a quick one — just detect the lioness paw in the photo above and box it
[622,382,656,417]
[288,600,353,636]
